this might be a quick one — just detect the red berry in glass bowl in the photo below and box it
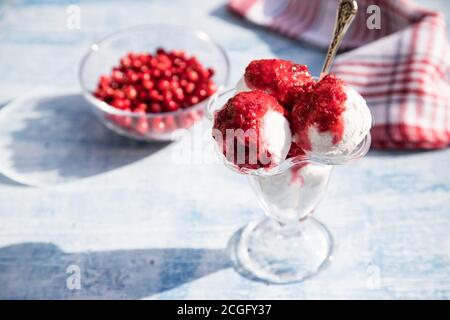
[80,24,229,141]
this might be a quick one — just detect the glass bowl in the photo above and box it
[79,24,230,141]
[207,87,371,283]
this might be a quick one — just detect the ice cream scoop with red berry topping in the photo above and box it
[236,59,313,109]
[213,90,292,170]
[291,74,372,157]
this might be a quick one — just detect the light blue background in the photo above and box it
[0,0,449,299]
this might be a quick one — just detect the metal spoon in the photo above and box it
[320,0,358,78]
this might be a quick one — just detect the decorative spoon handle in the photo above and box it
[320,0,358,78]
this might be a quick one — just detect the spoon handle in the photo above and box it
[320,0,358,78]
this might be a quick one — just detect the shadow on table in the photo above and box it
[209,4,325,75]
[366,149,446,157]
[0,243,231,299]
[0,93,168,186]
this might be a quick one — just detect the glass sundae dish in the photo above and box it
[207,58,371,283]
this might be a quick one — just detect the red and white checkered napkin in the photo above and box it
[229,0,450,149]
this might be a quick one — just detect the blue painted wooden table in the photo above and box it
[0,0,449,299]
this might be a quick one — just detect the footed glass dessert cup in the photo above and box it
[207,89,371,284]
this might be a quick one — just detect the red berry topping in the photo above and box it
[291,74,347,151]
[287,142,305,158]
[243,59,313,109]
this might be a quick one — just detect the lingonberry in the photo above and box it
[141,72,151,81]
[149,89,162,101]
[114,90,125,100]
[187,70,199,82]
[164,100,179,112]
[135,103,148,113]
[149,103,162,113]
[190,96,199,105]
[185,82,196,94]
[94,48,217,133]
[158,79,171,92]
[125,86,138,100]
[143,80,154,90]
[152,69,162,78]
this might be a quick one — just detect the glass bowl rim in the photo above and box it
[78,23,230,118]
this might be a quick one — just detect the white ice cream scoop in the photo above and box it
[305,86,372,157]
[212,90,292,169]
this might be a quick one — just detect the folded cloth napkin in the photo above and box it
[229,0,450,149]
